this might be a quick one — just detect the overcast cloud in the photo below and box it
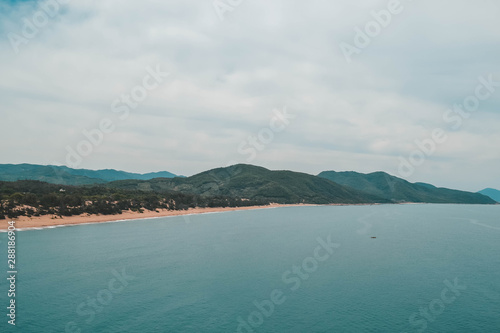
[0,0,499,191]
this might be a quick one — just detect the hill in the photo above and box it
[0,164,496,219]
[0,164,178,185]
[318,171,495,204]
[106,164,390,204]
[478,188,500,202]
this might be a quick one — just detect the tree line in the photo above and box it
[0,180,268,219]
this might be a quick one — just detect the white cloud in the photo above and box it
[0,0,499,191]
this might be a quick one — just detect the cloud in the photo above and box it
[0,0,499,191]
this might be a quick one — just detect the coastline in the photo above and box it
[0,203,313,231]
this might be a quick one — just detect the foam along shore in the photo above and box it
[0,204,312,231]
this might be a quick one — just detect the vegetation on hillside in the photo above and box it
[105,164,390,204]
[1,164,495,220]
[0,180,267,219]
[318,171,496,204]
[0,163,178,186]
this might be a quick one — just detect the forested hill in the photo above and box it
[318,170,496,204]
[105,164,390,205]
[0,164,390,219]
[0,164,496,220]
[0,164,178,185]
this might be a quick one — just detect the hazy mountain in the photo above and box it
[0,164,177,185]
[107,164,390,204]
[478,188,500,202]
[1,163,494,205]
[60,166,177,181]
[318,170,495,204]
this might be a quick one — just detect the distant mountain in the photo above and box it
[478,188,500,202]
[60,166,177,181]
[318,170,495,204]
[107,164,390,204]
[1,163,494,205]
[0,164,177,186]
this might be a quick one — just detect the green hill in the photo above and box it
[0,164,496,219]
[478,188,500,202]
[0,164,178,185]
[0,163,495,219]
[318,170,495,204]
[106,164,390,204]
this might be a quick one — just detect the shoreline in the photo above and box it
[1,204,315,231]
[2,202,490,232]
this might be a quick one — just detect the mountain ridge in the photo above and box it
[0,163,178,185]
[105,164,390,204]
[478,188,500,202]
[318,170,495,204]
[0,163,495,205]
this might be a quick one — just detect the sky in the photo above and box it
[0,0,499,192]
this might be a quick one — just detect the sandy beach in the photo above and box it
[1,204,310,231]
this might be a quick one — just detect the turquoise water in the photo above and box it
[1,204,500,332]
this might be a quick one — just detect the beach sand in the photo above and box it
[1,204,310,231]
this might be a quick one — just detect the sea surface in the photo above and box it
[1,204,500,332]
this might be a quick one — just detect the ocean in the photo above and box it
[1,204,499,332]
